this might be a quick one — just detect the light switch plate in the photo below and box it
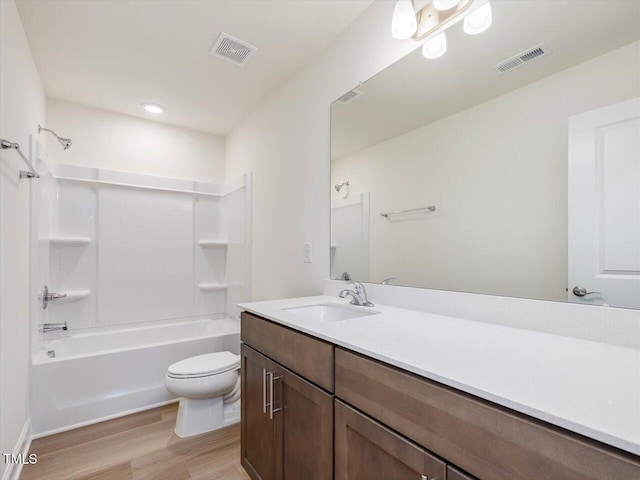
[304,242,312,263]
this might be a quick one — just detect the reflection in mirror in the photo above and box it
[330,0,640,309]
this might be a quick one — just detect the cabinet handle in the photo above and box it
[421,476,428,480]
[262,368,268,414]
[267,371,282,420]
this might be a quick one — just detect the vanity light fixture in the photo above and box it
[391,0,492,59]
[142,103,165,114]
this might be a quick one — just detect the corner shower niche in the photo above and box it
[35,165,251,333]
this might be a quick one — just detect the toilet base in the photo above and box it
[174,397,240,438]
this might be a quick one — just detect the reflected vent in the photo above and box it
[209,33,257,67]
[337,89,363,104]
[494,43,551,74]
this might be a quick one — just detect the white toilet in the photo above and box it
[165,351,241,438]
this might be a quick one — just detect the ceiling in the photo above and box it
[331,0,640,160]
[16,0,372,135]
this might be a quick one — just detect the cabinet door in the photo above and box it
[335,400,446,480]
[278,367,333,479]
[241,344,282,480]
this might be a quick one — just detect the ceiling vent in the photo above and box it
[336,89,363,104]
[209,33,257,67]
[494,43,551,74]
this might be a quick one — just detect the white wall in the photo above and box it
[226,1,421,300]
[0,0,46,476]
[331,42,640,302]
[46,98,226,183]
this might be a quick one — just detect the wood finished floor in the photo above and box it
[21,404,251,480]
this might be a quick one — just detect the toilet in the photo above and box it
[165,351,241,438]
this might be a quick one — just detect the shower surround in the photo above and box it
[29,160,251,436]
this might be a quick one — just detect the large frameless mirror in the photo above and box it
[330,0,640,309]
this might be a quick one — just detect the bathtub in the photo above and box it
[30,317,240,437]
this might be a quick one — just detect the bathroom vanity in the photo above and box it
[239,296,640,480]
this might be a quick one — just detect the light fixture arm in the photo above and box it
[412,0,478,41]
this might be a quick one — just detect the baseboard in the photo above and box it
[1,418,32,480]
[32,398,179,440]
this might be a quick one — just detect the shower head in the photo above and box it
[58,137,72,150]
[334,181,350,192]
[38,125,72,150]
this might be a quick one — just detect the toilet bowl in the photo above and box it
[165,351,241,438]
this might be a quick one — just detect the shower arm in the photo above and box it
[0,139,40,179]
[38,126,57,137]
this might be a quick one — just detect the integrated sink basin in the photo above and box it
[281,303,379,322]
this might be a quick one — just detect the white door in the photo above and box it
[568,97,640,309]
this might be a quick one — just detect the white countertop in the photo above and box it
[239,295,640,456]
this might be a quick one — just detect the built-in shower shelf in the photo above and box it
[45,236,91,246]
[331,244,337,249]
[198,283,229,291]
[198,240,228,247]
[54,290,91,303]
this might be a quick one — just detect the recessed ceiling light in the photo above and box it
[142,103,165,114]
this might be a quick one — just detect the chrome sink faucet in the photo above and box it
[339,280,374,307]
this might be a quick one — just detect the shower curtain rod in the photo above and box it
[0,138,40,178]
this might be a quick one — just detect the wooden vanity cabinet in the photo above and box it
[335,347,640,480]
[335,400,446,480]
[241,311,640,480]
[241,311,334,391]
[241,336,333,480]
[446,466,478,480]
[241,344,280,480]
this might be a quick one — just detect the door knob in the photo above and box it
[572,286,601,297]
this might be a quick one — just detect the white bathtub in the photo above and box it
[31,318,240,437]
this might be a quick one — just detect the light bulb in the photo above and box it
[142,103,165,114]
[432,0,460,11]
[391,0,417,40]
[464,2,492,35]
[422,31,447,59]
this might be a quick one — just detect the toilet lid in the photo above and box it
[167,352,240,378]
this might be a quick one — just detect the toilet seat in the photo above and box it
[167,352,240,379]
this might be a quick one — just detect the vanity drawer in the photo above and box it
[241,312,334,392]
[335,348,640,480]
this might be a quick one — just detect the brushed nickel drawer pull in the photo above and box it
[267,372,283,420]
[262,368,268,414]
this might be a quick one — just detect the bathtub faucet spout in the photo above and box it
[39,322,68,333]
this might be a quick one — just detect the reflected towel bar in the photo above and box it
[381,205,436,218]
[0,139,40,179]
